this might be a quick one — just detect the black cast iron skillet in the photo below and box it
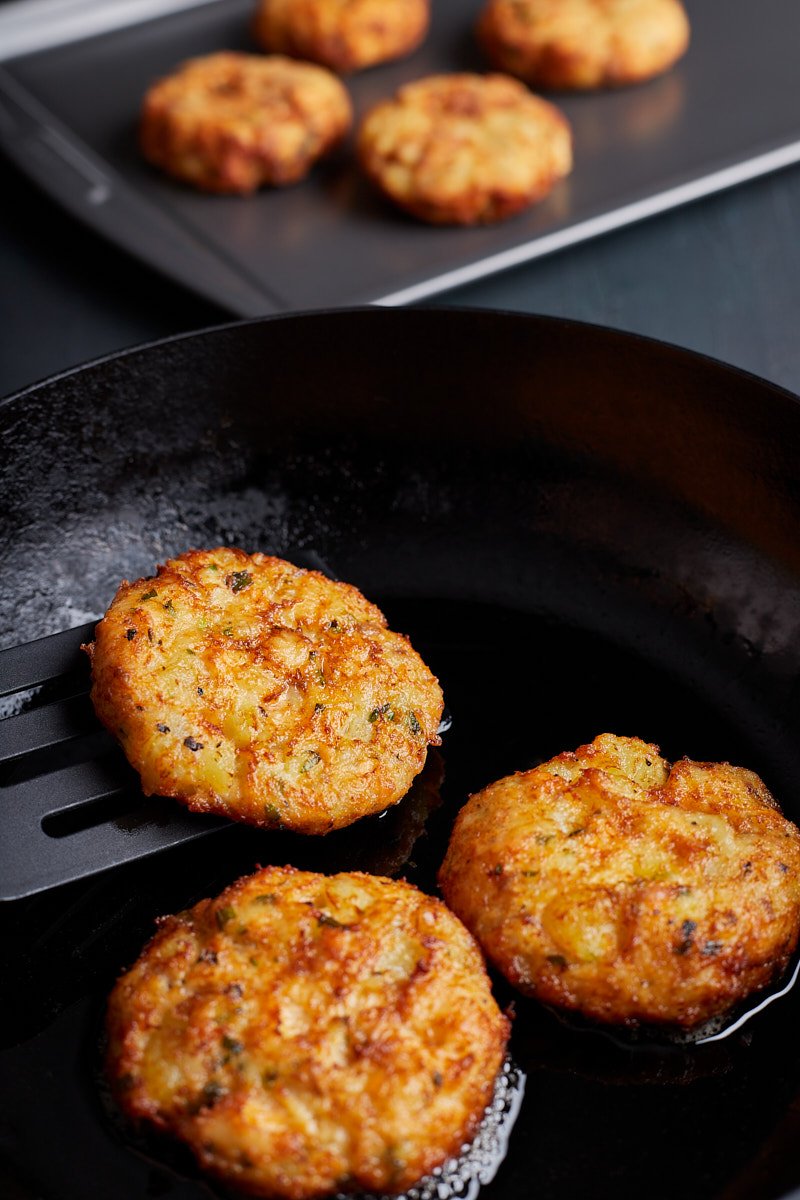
[3,307,800,1200]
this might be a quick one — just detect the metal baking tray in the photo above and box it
[0,0,798,315]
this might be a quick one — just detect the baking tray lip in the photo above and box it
[371,141,800,307]
[0,0,222,63]
[4,305,800,411]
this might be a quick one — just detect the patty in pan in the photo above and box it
[106,866,509,1199]
[440,733,800,1028]
[86,548,444,835]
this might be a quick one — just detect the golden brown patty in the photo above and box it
[139,52,352,193]
[252,0,430,74]
[86,548,443,834]
[477,0,690,90]
[106,867,509,1198]
[358,73,572,225]
[439,733,800,1028]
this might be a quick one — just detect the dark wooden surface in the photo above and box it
[2,155,800,399]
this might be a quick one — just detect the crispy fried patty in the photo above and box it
[106,867,509,1198]
[139,52,351,193]
[86,549,443,834]
[439,734,800,1028]
[477,0,690,90]
[253,0,430,74]
[357,72,572,225]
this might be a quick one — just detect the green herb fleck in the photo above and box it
[222,625,233,637]
[317,913,348,929]
[163,599,176,613]
[300,751,322,773]
[263,804,283,828]
[216,906,235,930]
[254,893,277,905]
[408,712,421,735]
[139,589,157,601]
[368,703,395,723]
[208,563,220,572]
[227,570,253,593]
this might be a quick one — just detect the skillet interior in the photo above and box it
[2,307,800,1199]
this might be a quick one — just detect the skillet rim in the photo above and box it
[3,305,800,411]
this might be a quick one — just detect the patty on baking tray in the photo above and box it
[252,0,430,74]
[139,52,351,193]
[357,72,572,225]
[476,0,690,90]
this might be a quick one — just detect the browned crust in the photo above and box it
[357,72,572,225]
[439,733,800,1028]
[139,52,352,193]
[86,548,443,834]
[476,0,690,90]
[252,0,430,74]
[106,867,509,1198]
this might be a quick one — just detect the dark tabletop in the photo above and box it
[2,154,800,401]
